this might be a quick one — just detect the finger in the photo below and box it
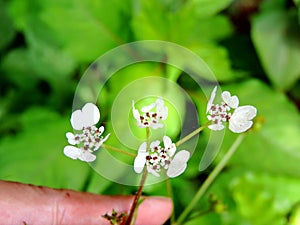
[0,180,172,225]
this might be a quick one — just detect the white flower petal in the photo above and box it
[132,101,141,120]
[66,132,77,145]
[134,153,147,173]
[229,105,257,133]
[156,98,168,119]
[206,86,217,113]
[221,91,239,109]
[150,122,164,129]
[94,133,110,151]
[163,136,176,156]
[78,150,96,162]
[138,142,147,153]
[81,103,100,128]
[63,146,81,160]
[98,126,104,134]
[141,103,155,112]
[70,109,85,130]
[101,133,110,143]
[229,120,253,133]
[208,123,225,131]
[70,103,100,130]
[150,140,160,149]
[163,136,172,148]
[159,108,168,120]
[167,150,190,178]
[147,167,160,177]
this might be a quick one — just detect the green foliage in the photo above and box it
[0,1,15,51]
[230,172,300,225]
[131,0,237,82]
[223,80,300,177]
[0,0,299,224]
[252,8,300,90]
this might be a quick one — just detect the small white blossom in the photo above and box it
[206,87,257,133]
[132,98,168,129]
[63,103,110,162]
[134,136,190,178]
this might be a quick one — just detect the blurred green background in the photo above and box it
[0,0,300,224]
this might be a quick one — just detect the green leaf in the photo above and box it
[39,0,129,62]
[192,44,238,82]
[259,0,286,12]
[251,9,300,90]
[7,0,28,31]
[230,172,300,225]
[188,0,234,18]
[131,0,236,82]
[220,80,300,177]
[132,0,233,42]
[0,0,15,50]
[7,0,76,82]
[0,48,37,89]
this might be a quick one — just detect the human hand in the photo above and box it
[0,180,172,225]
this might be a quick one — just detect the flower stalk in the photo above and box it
[102,144,136,157]
[174,133,246,225]
[126,128,150,225]
[125,169,148,225]
[175,123,210,147]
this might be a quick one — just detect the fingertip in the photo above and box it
[135,196,173,225]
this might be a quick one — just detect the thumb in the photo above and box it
[0,180,172,225]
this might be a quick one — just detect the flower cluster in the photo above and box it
[132,98,168,129]
[207,86,257,133]
[64,103,110,162]
[134,136,190,178]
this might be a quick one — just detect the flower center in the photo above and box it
[74,126,104,151]
[208,102,232,125]
[139,111,160,126]
[145,145,172,173]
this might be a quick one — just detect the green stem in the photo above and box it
[176,123,209,147]
[146,127,150,150]
[174,134,246,225]
[102,144,136,157]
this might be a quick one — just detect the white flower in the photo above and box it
[134,136,190,178]
[206,87,257,133]
[63,103,110,162]
[132,97,168,129]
